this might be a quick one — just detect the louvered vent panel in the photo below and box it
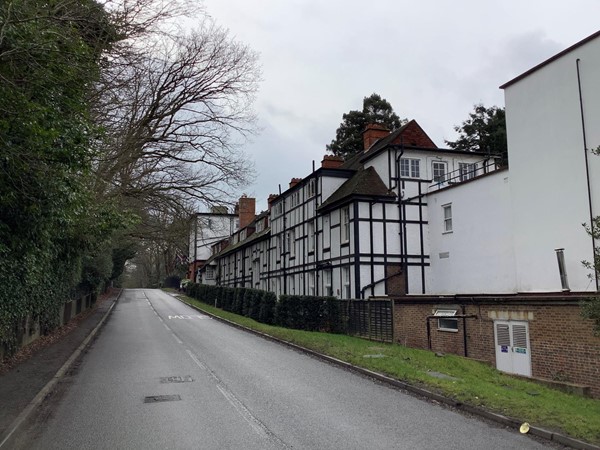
[496,324,510,346]
[512,325,528,348]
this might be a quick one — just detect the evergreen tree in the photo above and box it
[446,104,508,164]
[327,93,405,159]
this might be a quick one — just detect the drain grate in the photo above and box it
[160,376,194,383]
[144,394,181,403]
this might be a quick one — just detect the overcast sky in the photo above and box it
[199,0,600,212]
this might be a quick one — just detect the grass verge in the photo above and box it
[171,291,600,445]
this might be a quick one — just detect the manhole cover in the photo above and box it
[144,395,181,403]
[160,376,194,383]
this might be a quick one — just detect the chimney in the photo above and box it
[237,195,255,229]
[321,155,344,169]
[267,194,279,210]
[289,177,302,188]
[362,123,390,151]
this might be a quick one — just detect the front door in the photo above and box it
[494,320,531,377]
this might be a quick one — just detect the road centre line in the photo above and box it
[184,349,283,445]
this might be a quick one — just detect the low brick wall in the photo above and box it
[393,294,600,398]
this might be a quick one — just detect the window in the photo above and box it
[288,229,295,257]
[342,266,351,299]
[443,204,452,233]
[307,178,316,197]
[308,220,315,252]
[274,201,283,216]
[309,272,315,296]
[291,191,300,207]
[205,267,215,280]
[434,309,458,332]
[432,161,447,183]
[324,269,332,296]
[459,163,476,182]
[323,214,331,248]
[400,158,420,178]
[341,206,350,243]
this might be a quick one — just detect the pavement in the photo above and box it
[0,288,597,450]
[0,289,120,447]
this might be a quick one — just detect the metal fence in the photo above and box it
[340,299,394,343]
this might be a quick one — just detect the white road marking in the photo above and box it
[184,350,275,442]
[168,315,210,320]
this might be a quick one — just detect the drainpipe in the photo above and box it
[461,305,468,358]
[395,143,407,292]
[576,58,599,291]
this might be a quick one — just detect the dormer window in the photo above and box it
[274,202,283,216]
[400,158,420,178]
[459,163,476,181]
[307,178,316,197]
[432,161,447,183]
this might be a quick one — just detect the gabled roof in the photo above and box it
[207,227,271,261]
[318,166,396,212]
[500,29,600,89]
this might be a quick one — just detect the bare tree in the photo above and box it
[92,4,260,217]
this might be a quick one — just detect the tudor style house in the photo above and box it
[188,31,600,396]
[193,120,496,298]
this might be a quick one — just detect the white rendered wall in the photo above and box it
[428,171,517,294]
[504,37,600,292]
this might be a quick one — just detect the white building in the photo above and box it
[426,30,600,295]
[188,198,253,283]
[205,121,495,298]
[196,31,600,298]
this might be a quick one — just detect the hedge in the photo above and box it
[184,284,343,332]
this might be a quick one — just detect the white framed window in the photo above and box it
[341,206,350,243]
[459,162,476,182]
[432,161,447,183]
[323,214,331,248]
[400,158,420,178]
[434,309,458,332]
[205,267,215,280]
[277,234,283,257]
[308,220,315,252]
[309,272,315,295]
[274,202,283,216]
[443,204,452,233]
[342,266,351,299]
[288,229,295,257]
[324,269,332,296]
[307,178,316,197]
[290,191,300,207]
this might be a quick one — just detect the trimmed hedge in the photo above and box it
[184,284,343,332]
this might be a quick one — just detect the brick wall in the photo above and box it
[393,297,600,397]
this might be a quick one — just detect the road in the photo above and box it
[14,289,552,449]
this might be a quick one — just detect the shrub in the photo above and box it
[259,291,276,324]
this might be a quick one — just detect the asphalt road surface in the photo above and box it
[15,289,553,449]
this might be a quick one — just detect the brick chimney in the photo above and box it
[362,123,390,151]
[321,155,344,169]
[237,195,255,229]
[289,178,302,188]
[267,194,279,210]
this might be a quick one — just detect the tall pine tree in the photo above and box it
[327,93,405,159]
